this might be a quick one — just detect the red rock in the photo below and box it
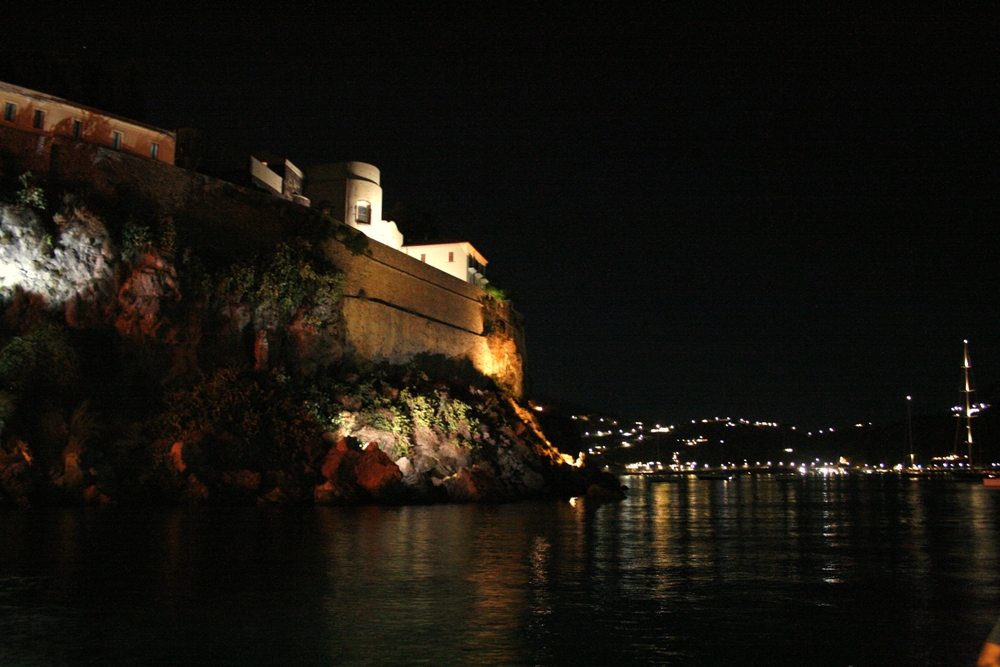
[222,469,260,491]
[253,330,269,370]
[0,460,35,506]
[83,485,113,506]
[182,475,209,503]
[354,444,403,500]
[258,486,287,505]
[57,451,86,492]
[114,253,181,340]
[443,465,504,503]
[320,445,361,482]
[169,441,186,473]
[313,479,358,505]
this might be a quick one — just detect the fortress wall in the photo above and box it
[0,127,527,396]
[323,233,484,333]
[340,297,485,364]
[322,233,525,396]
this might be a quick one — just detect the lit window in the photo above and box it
[112,131,123,150]
[150,142,159,160]
[33,109,44,129]
[448,252,454,262]
[420,254,426,262]
[3,102,14,122]
[72,119,82,139]
[356,200,371,224]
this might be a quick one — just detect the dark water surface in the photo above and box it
[2,475,999,666]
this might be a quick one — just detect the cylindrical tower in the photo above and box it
[304,161,402,249]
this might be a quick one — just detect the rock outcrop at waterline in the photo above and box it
[0,195,608,507]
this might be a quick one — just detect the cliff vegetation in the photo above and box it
[0,174,612,507]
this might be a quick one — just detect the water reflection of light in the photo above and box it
[317,506,533,665]
[968,486,999,604]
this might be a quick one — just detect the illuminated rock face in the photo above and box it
[0,205,115,307]
[114,251,181,339]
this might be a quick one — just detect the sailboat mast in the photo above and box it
[963,339,974,467]
[906,395,914,468]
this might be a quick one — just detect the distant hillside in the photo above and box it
[531,384,999,469]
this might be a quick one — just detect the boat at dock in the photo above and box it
[695,470,733,480]
[950,340,988,481]
[643,471,687,482]
[902,395,927,478]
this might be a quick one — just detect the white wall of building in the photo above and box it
[250,156,283,195]
[403,241,488,285]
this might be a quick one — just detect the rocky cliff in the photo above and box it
[0,178,615,507]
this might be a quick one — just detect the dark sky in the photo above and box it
[6,5,999,428]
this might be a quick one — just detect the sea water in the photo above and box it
[1,475,998,666]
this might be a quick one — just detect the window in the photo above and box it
[33,109,44,129]
[448,251,454,263]
[3,102,15,122]
[72,119,82,139]
[112,131,123,150]
[420,254,426,262]
[150,142,159,160]
[356,200,371,224]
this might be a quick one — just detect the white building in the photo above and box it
[304,161,404,249]
[303,161,488,285]
[402,240,488,286]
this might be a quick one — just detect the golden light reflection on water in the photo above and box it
[315,504,539,666]
[3,478,1000,665]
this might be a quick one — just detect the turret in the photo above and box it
[304,161,403,249]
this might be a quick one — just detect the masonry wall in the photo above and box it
[0,127,526,397]
[322,232,525,396]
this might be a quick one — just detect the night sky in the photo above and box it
[6,6,999,428]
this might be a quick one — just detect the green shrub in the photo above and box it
[303,373,479,456]
[161,368,321,470]
[120,221,152,258]
[157,214,177,255]
[332,225,370,256]
[0,323,78,393]
[482,283,508,302]
[219,240,344,326]
[15,172,46,211]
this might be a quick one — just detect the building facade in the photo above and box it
[0,80,176,164]
[402,240,489,286]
